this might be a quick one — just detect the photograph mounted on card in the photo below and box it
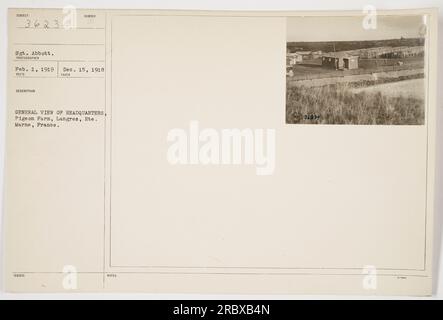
[286,14,428,125]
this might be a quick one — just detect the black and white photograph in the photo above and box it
[286,15,426,125]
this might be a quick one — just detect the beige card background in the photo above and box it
[3,8,438,295]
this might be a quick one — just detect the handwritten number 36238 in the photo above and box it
[24,19,60,29]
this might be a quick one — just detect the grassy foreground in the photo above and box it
[286,84,425,125]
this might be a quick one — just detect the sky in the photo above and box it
[286,15,425,42]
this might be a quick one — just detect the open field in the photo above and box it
[350,78,425,100]
[286,84,424,125]
[288,57,424,81]
[288,69,424,88]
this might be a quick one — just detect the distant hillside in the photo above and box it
[287,38,425,53]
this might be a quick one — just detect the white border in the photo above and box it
[0,0,442,300]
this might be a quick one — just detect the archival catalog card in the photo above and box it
[3,8,438,295]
